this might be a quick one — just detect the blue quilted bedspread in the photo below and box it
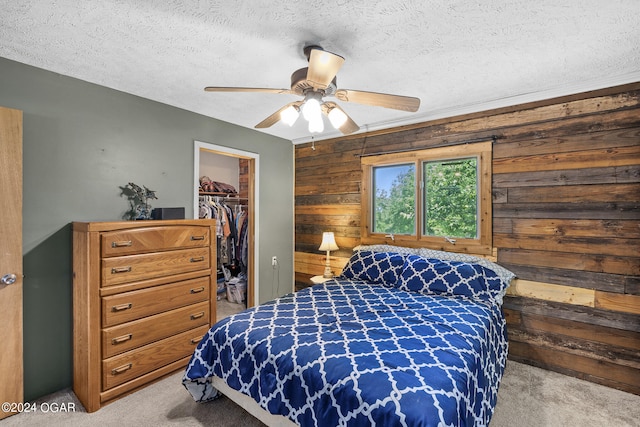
[183,279,508,426]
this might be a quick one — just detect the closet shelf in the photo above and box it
[199,191,247,200]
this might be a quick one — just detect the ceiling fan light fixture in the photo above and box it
[206,45,419,136]
[327,106,348,129]
[302,96,322,121]
[280,105,300,126]
[308,116,324,133]
[317,51,331,65]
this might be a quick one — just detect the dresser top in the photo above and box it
[72,219,216,232]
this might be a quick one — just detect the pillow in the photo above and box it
[416,248,515,293]
[339,250,406,286]
[355,244,422,256]
[356,244,516,304]
[396,255,494,303]
[474,264,508,303]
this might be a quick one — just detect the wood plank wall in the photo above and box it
[294,83,640,394]
[239,158,249,199]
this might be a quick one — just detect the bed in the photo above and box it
[183,245,515,426]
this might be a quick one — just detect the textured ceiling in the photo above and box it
[1,1,639,143]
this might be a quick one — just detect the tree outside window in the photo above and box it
[373,164,415,235]
[423,158,477,239]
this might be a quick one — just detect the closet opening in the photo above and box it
[194,141,258,322]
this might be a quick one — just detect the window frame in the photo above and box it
[361,141,493,256]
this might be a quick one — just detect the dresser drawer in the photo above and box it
[102,325,209,390]
[101,247,210,287]
[102,301,210,358]
[101,226,210,257]
[102,277,210,327]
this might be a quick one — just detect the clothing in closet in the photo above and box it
[199,195,249,274]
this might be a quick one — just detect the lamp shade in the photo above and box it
[328,107,348,129]
[318,232,338,251]
[280,105,300,126]
[308,116,324,133]
[302,97,322,121]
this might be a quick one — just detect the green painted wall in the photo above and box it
[0,57,294,401]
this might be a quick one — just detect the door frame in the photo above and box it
[0,106,23,419]
[193,140,259,308]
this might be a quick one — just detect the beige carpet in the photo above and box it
[3,360,638,426]
[216,296,246,322]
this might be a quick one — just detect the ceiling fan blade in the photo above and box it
[205,86,293,95]
[255,101,302,129]
[322,102,360,135]
[306,48,345,91]
[334,89,420,112]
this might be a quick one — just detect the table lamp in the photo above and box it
[319,231,339,278]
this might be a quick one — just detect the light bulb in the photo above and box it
[308,116,324,133]
[302,97,321,121]
[318,51,331,65]
[328,107,348,129]
[280,105,299,126]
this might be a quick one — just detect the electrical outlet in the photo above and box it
[271,256,277,267]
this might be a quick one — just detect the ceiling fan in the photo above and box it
[204,45,420,135]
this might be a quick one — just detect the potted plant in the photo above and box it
[120,182,158,220]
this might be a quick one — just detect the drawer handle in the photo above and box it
[111,334,132,344]
[190,286,205,294]
[111,363,132,375]
[190,311,205,320]
[112,303,132,312]
[190,256,205,263]
[111,266,132,274]
[190,235,206,241]
[111,240,133,248]
[190,336,204,344]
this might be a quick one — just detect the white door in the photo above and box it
[0,106,23,420]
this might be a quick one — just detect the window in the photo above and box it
[361,141,492,255]
[423,157,477,238]
[372,164,415,235]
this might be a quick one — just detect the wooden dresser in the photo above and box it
[72,219,216,412]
